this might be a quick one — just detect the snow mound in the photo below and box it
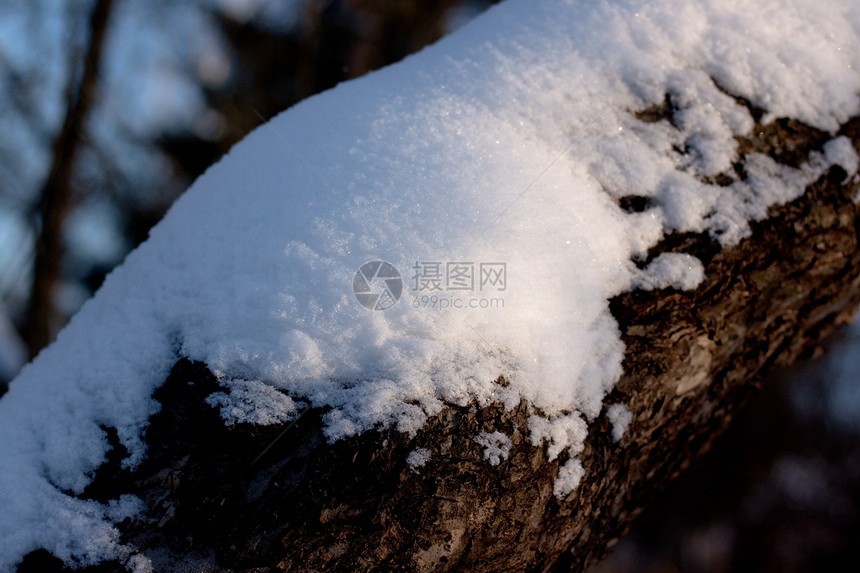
[406,448,432,472]
[475,431,513,466]
[1,0,858,568]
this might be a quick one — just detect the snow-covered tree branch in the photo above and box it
[2,0,859,571]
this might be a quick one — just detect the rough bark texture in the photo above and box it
[18,111,860,572]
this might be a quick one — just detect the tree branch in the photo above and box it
[25,0,115,358]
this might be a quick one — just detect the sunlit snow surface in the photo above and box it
[1,0,859,568]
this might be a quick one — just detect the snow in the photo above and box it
[554,459,586,500]
[475,431,512,466]
[205,378,299,426]
[607,403,633,443]
[528,414,588,462]
[406,447,432,472]
[0,0,859,568]
[634,253,705,291]
[824,137,860,180]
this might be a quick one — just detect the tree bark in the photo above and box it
[25,0,114,359]
[19,109,860,573]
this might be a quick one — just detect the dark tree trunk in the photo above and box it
[19,110,860,573]
[25,0,114,358]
